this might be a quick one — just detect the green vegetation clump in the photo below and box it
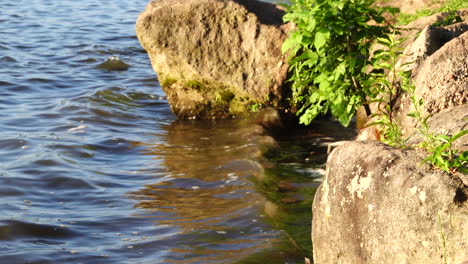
[368,32,408,148]
[405,82,468,174]
[283,0,467,173]
[281,0,398,126]
[369,32,467,174]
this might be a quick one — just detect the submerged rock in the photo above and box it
[96,56,130,71]
[136,0,292,119]
[312,141,468,264]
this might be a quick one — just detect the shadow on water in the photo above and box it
[127,116,356,264]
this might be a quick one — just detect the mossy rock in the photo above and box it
[136,0,293,119]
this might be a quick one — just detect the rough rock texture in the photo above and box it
[398,22,468,74]
[357,12,468,141]
[312,141,468,264]
[407,104,468,152]
[395,29,468,135]
[136,0,292,119]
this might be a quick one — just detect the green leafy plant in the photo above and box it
[282,0,467,174]
[406,83,468,174]
[368,32,409,147]
[281,0,397,126]
[421,131,468,174]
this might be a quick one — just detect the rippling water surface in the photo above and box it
[0,1,354,263]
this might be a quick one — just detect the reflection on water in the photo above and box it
[125,118,355,264]
[0,0,356,262]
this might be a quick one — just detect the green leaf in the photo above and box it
[319,80,331,91]
[299,107,320,125]
[449,130,468,144]
[314,73,329,84]
[330,24,344,35]
[435,135,450,143]
[314,28,330,50]
[456,151,468,162]
[282,32,302,54]
[306,17,316,32]
[304,51,319,66]
[458,167,468,174]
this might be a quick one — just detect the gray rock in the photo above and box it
[136,0,292,119]
[312,141,468,264]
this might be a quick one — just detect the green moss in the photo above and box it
[248,101,263,113]
[161,77,177,87]
[432,11,462,26]
[160,75,271,118]
[215,90,235,104]
[186,80,203,90]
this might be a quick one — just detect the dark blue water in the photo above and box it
[0,1,354,263]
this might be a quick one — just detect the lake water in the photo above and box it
[0,1,354,263]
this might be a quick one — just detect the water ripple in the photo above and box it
[0,0,318,263]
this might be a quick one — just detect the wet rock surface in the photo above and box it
[136,0,292,119]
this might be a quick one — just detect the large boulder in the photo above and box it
[312,141,468,264]
[395,29,468,136]
[136,0,292,119]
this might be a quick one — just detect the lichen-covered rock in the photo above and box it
[136,0,292,119]
[312,141,468,264]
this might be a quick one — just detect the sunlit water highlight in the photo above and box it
[0,0,354,263]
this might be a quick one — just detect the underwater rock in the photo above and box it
[96,56,130,71]
[136,0,292,119]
